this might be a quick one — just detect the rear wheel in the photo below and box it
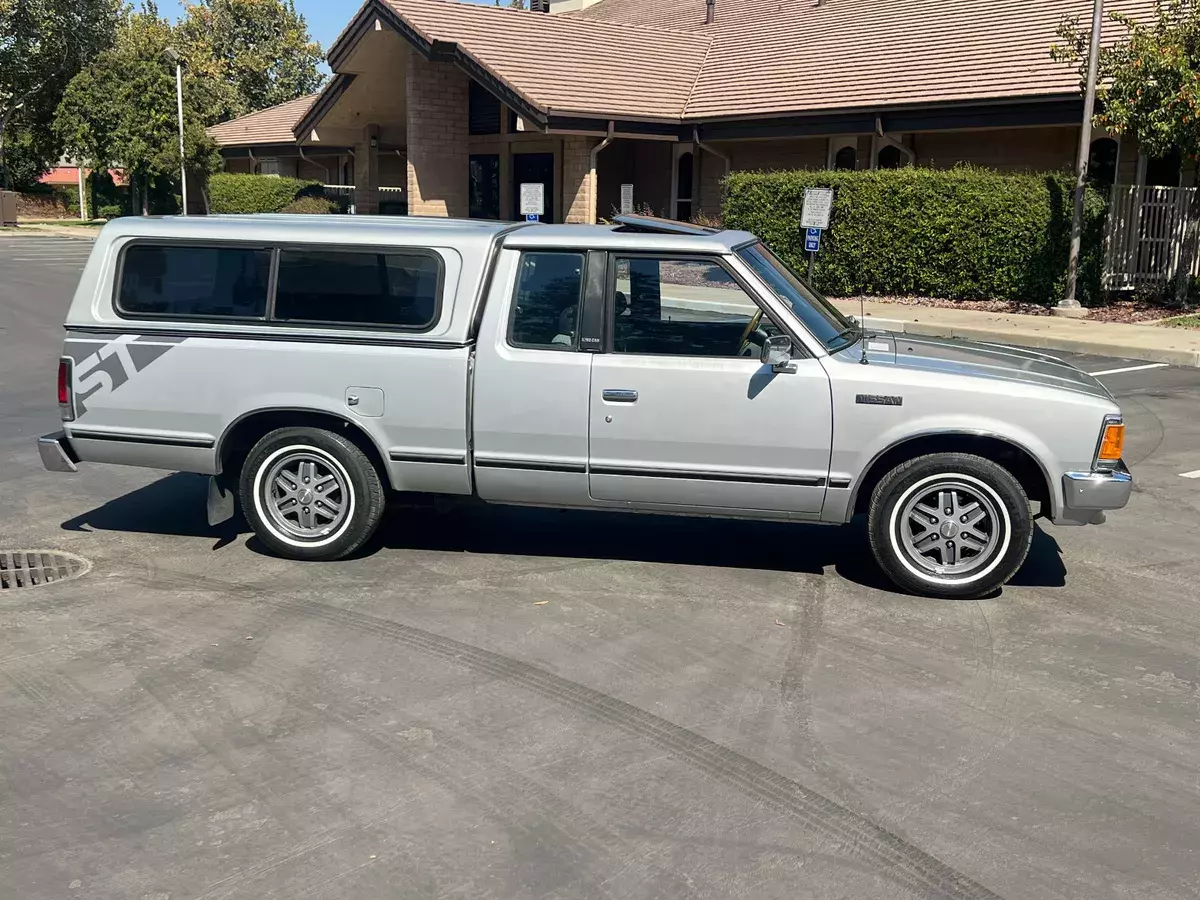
[868,453,1032,599]
[239,426,385,561]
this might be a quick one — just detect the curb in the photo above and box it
[863,316,1200,368]
[17,224,102,239]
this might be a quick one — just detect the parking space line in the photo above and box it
[1088,363,1171,377]
[1181,470,1200,479]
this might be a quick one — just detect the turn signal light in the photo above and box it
[1097,422,1125,463]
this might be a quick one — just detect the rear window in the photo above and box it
[273,249,441,330]
[117,245,271,319]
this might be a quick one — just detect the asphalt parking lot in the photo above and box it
[2,233,1200,900]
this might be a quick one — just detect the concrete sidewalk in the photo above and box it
[832,298,1200,367]
[15,222,104,238]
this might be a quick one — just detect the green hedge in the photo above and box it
[208,173,323,214]
[722,166,1108,305]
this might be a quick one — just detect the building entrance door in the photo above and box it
[512,152,554,222]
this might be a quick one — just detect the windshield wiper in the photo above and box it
[828,324,863,349]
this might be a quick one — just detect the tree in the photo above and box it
[0,0,121,188]
[175,0,326,124]
[55,5,221,214]
[1054,0,1200,160]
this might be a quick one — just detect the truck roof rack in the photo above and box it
[611,214,721,236]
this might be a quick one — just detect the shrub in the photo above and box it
[98,204,124,219]
[208,173,322,214]
[280,195,339,215]
[722,166,1108,306]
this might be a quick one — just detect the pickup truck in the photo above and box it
[39,213,1131,598]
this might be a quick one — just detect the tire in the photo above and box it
[867,453,1032,599]
[238,426,386,561]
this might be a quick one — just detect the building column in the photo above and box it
[354,124,380,215]
[406,53,469,217]
[562,136,598,224]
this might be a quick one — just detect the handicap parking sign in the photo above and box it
[804,227,822,253]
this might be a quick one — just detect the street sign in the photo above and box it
[519,182,545,217]
[525,213,540,222]
[619,183,634,215]
[800,187,834,230]
[804,227,821,253]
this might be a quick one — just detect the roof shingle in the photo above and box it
[206,94,320,146]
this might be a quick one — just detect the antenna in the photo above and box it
[859,293,869,365]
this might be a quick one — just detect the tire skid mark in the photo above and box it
[269,596,1003,900]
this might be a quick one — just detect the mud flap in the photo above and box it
[206,475,235,526]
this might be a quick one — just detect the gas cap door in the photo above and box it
[345,387,384,417]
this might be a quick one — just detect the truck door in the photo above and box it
[472,247,601,506]
[587,254,832,515]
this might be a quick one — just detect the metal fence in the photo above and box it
[1103,184,1200,295]
[321,184,406,216]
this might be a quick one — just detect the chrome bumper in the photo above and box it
[1058,460,1132,524]
[38,431,78,473]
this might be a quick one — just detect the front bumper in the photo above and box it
[1058,459,1132,524]
[38,431,78,473]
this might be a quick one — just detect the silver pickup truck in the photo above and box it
[39,214,1131,598]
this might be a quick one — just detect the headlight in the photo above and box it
[1094,414,1125,471]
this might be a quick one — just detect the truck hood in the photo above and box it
[857,332,1114,401]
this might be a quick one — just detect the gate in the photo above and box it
[1103,184,1200,296]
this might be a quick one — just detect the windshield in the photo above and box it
[737,242,859,351]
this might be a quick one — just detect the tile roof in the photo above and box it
[206,94,320,146]
[383,0,711,120]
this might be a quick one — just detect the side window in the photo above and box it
[117,244,271,319]
[273,249,441,330]
[509,252,585,350]
[612,256,773,357]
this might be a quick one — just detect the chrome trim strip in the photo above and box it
[67,325,471,350]
[389,451,468,465]
[475,458,587,474]
[590,465,825,487]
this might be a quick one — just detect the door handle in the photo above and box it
[602,389,638,403]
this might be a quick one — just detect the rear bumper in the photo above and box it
[38,431,78,474]
[1057,459,1132,525]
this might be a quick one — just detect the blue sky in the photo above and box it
[160,0,492,49]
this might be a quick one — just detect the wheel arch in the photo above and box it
[848,431,1055,520]
[216,408,390,488]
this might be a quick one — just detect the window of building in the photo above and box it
[469,154,501,219]
[273,249,441,330]
[877,145,906,169]
[509,252,585,349]
[834,146,857,171]
[468,81,501,136]
[611,256,773,357]
[1088,138,1119,187]
[674,151,694,221]
[1144,149,1182,187]
[117,244,271,319]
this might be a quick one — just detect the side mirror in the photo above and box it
[761,334,793,371]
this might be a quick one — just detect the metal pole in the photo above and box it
[175,62,188,216]
[76,163,87,221]
[1059,0,1103,314]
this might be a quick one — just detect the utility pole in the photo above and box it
[164,48,188,216]
[1058,0,1103,317]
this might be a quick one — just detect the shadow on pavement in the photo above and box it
[62,472,1067,594]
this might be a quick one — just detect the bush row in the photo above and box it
[207,173,327,214]
[722,166,1107,305]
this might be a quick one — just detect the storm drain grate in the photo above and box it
[0,550,91,590]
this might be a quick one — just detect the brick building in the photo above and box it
[207,0,1172,223]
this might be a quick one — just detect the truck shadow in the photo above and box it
[59,472,1067,596]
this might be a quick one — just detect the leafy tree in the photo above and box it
[176,0,326,124]
[55,5,220,214]
[1054,0,1200,160]
[0,0,121,188]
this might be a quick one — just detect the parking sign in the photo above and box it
[804,227,821,253]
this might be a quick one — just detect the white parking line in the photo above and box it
[1088,363,1170,377]
[1181,470,1200,479]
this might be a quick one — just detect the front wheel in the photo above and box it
[867,453,1032,599]
[239,426,386,561]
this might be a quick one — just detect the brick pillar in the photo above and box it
[562,136,598,224]
[406,54,469,217]
[354,125,380,215]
